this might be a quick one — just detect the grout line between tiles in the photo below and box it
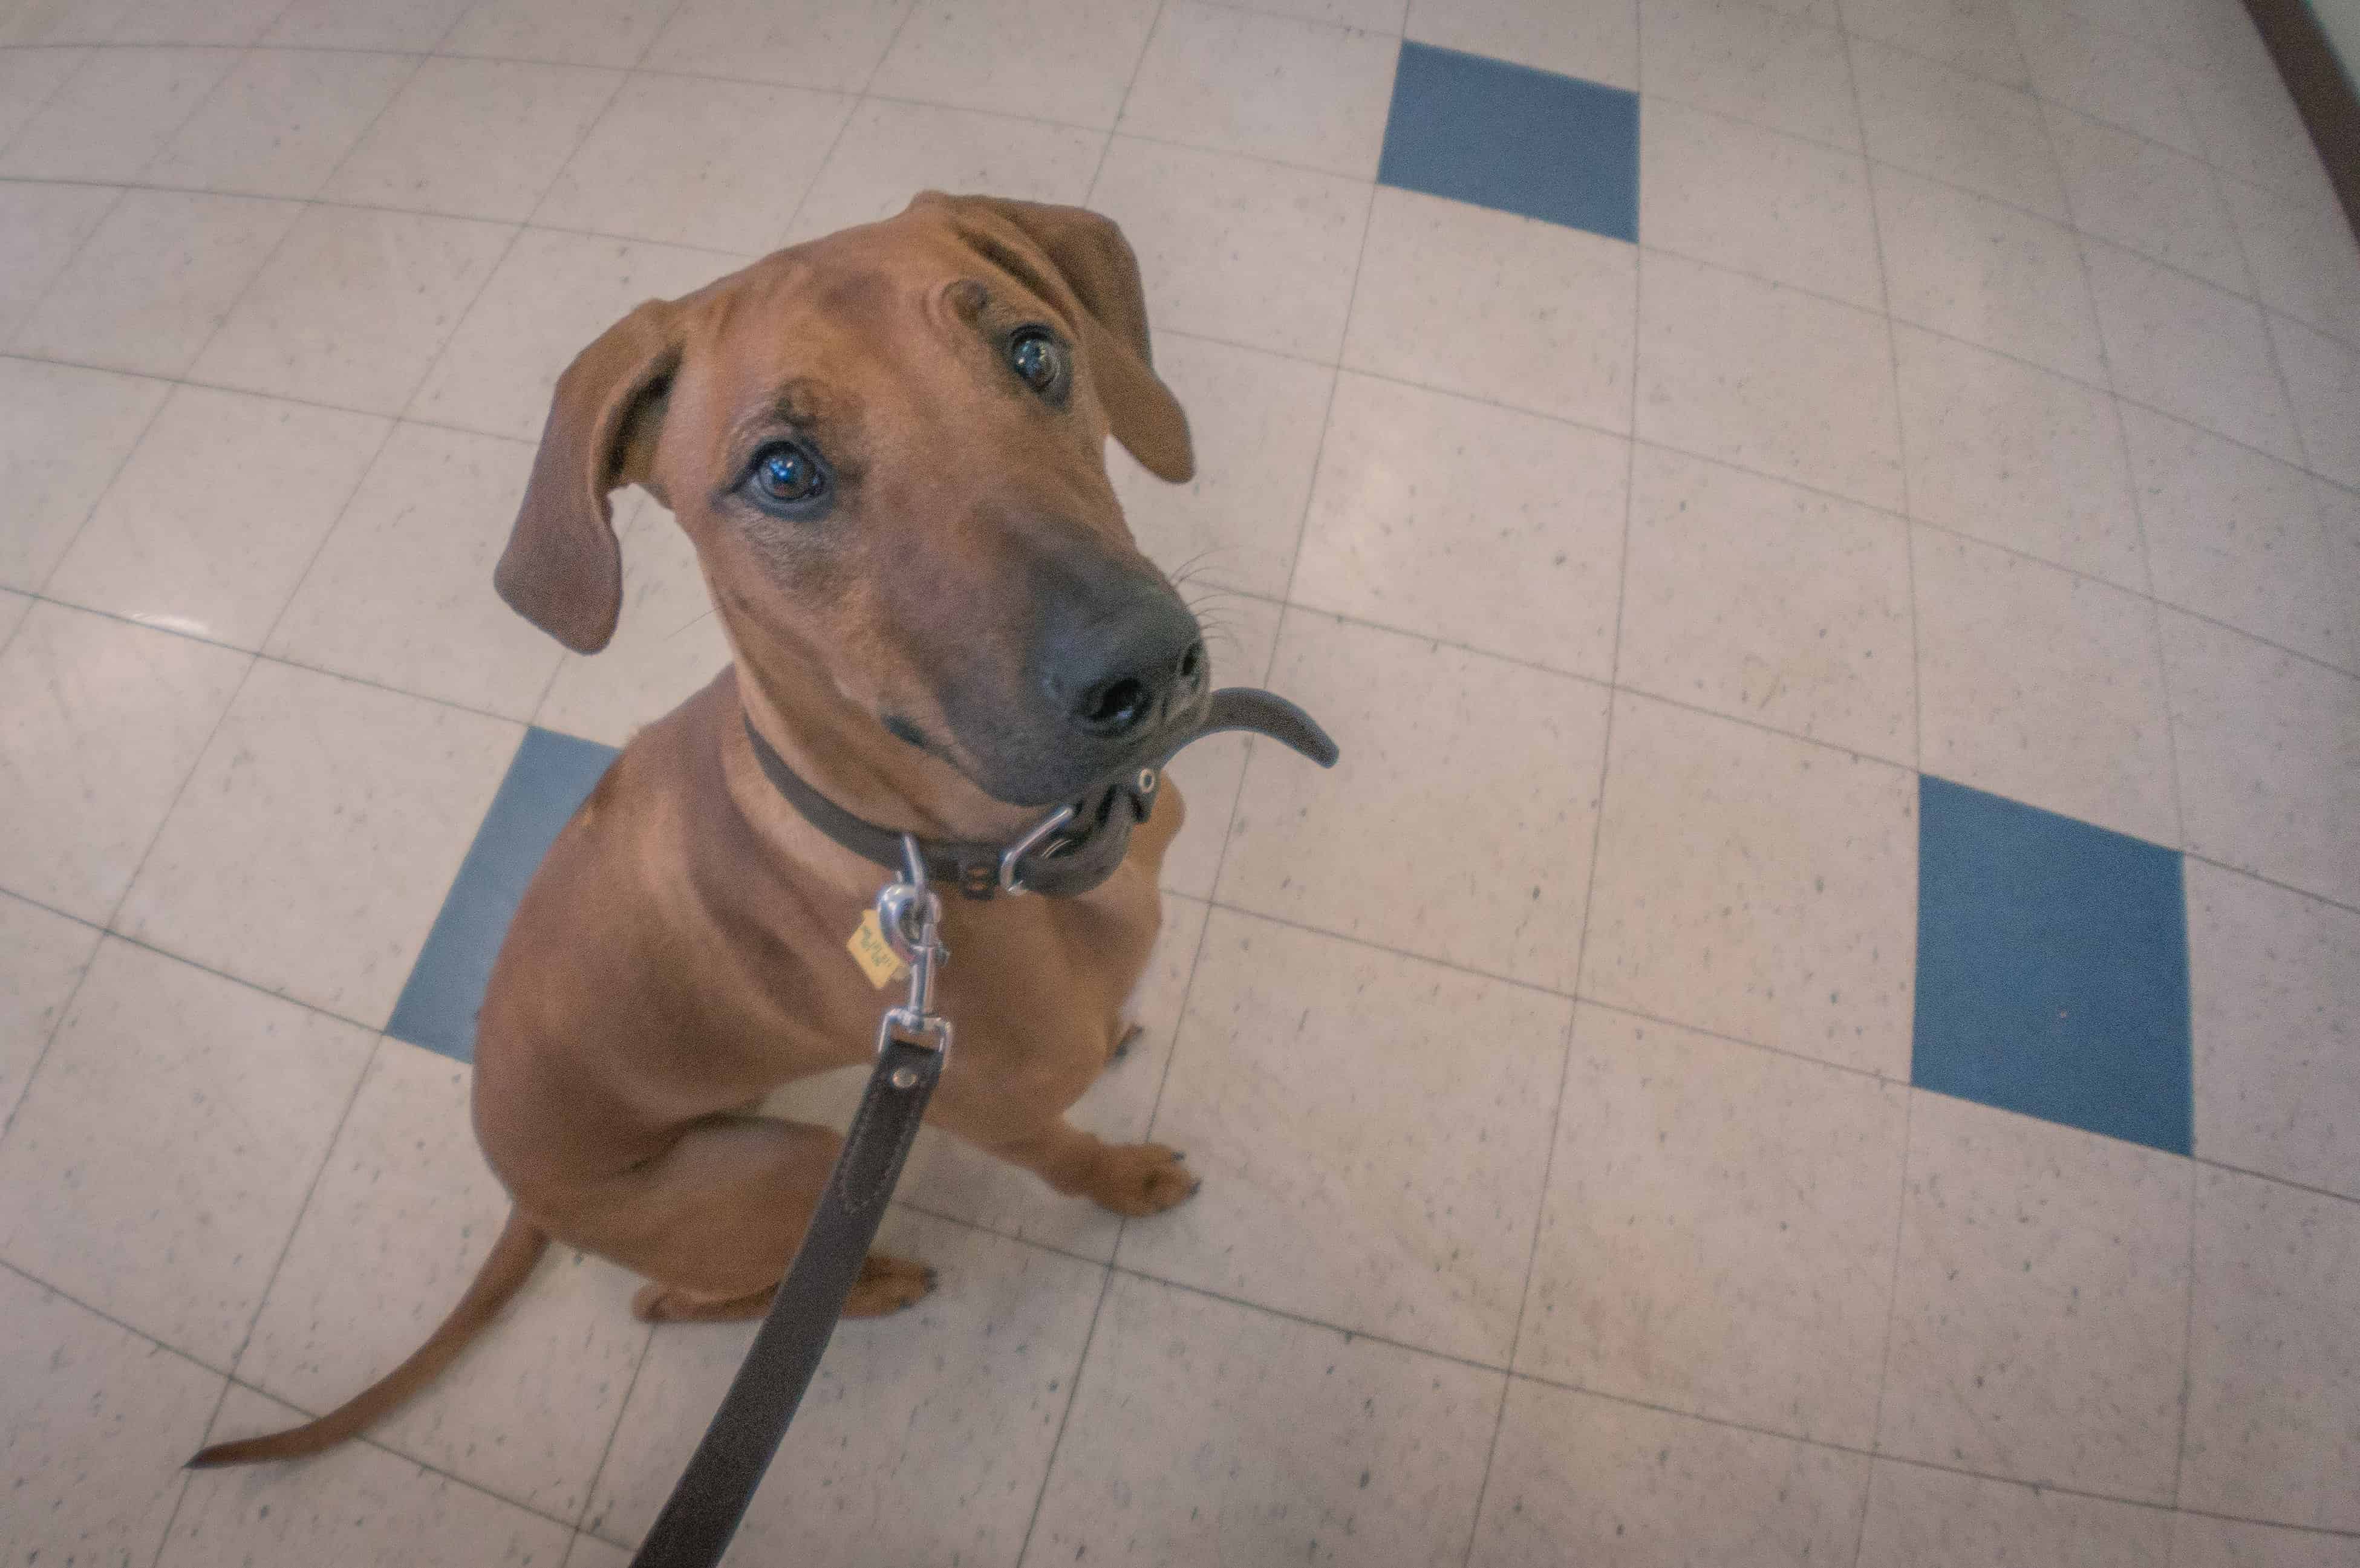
[2191,1156,2360,1206]
[36,1180,2360,1564]
[832,1190,2360,1547]
[0,905,104,1149]
[2,180,2349,500]
[1081,0,1166,198]
[14,590,543,726]
[1842,21,1925,1545]
[13,67,2339,335]
[1854,1093,1915,1568]
[1008,1262,1116,1567]
[2039,37,2203,857]
[2168,1154,2202,1508]
[77,633,262,959]
[146,1381,227,1568]
[1461,204,1648,1568]
[0,178,135,360]
[206,1373,592,1537]
[249,413,405,649]
[7,5,2341,227]
[0,1253,232,1377]
[216,1033,386,1384]
[569,1319,659,1534]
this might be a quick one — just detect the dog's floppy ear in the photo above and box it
[495,299,679,654]
[920,192,1194,484]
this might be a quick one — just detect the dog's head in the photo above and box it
[497,193,1205,808]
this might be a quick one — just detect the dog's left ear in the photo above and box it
[495,299,679,654]
[921,193,1195,484]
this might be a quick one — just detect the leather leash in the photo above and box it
[630,689,1335,1568]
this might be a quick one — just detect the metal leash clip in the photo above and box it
[996,803,1076,896]
[873,833,951,1074]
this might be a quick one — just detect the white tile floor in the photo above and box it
[0,0,2356,1563]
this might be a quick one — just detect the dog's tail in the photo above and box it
[185,1209,550,1469]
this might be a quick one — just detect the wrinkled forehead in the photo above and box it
[666,210,1074,460]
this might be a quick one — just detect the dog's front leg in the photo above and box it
[979,1117,1202,1217]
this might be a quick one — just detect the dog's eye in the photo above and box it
[1009,330,1062,393]
[749,443,824,505]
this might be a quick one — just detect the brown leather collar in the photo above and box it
[742,687,1339,900]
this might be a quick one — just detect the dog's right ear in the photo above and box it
[495,299,679,654]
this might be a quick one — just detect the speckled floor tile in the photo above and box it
[116,659,518,1023]
[1580,690,1919,1076]
[166,1384,575,1567]
[1893,324,2146,590]
[0,357,172,593]
[1912,526,2179,845]
[1219,609,1612,991]
[1468,1381,1871,1567]
[190,204,516,416]
[1617,444,1915,764]
[1292,371,1628,681]
[2124,402,2359,674]
[1345,184,1637,431]
[532,73,852,255]
[265,423,564,720]
[1877,1091,2192,1500]
[1026,1271,1502,1567]
[1520,1004,1905,1443]
[0,938,373,1367]
[0,600,250,923]
[0,1267,224,1568]
[2182,1165,2360,1531]
[1090,134,1371,363]
[2188,861,2360,1199]
[872,0,1159,130]
[1636,249,1903,509]
[1121,907,1570,1362]
[0,889,99,1125]
[1119,1,1400,180]
[232,1040,648,1520]
[45,385,388,649]
[2160,608,2360,906]
[1110,331,1334,603]
[1855,1460,2176,1566]
[588,1210,1102,1562]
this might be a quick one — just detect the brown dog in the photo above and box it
[193,193,1214,1466]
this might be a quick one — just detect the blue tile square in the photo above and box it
[1913,776,2191,1154]
[387,727,619,1062]
[1377,41,1640,242]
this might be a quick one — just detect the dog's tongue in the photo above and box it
[1014,688,1338,899]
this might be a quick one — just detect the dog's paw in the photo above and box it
[1090,1142,1201,1217]
[843,1253,937,1317]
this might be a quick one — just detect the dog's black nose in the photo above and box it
[1076,622,1208,740]
[1066,603,1206,742]
[1032,558,1207,746]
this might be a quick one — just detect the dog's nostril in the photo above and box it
[1176,640,1205,689]
[1078,675,1155,738]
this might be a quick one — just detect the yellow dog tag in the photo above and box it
[848,908,909,989]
